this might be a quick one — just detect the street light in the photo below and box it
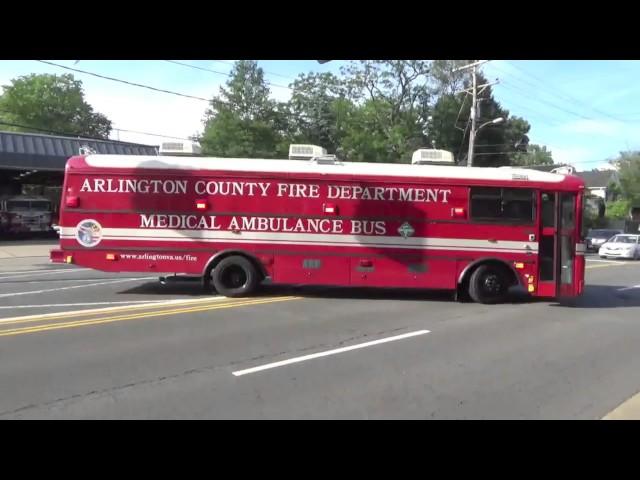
[477,117,504,131]
[468,117,504,167]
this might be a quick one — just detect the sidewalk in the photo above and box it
[0,240,58,259]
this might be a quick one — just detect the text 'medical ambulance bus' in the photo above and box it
[50,146,586,304]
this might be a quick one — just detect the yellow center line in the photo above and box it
[0,296,295,327]
[0,296,301,337]
[0,297,237,325]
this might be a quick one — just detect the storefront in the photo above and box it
[0,131,158,236]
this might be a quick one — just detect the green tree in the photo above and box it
[610,151,640,202]
[198,60,545,166]
[338,98,429,163]
[510,144,554,166]
[429,60,472,96]
[426,93,470,161]
[287,72,350,153]
[607,180,622,202]
[200,61,288,158]
[0,73,112,139]
[605,199,632,220]
[338,61,431,162]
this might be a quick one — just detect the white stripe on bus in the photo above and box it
[60,227,538,253]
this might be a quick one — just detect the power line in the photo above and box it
[211,60,298,81]
[456,116,471,163]
[473,151,543,156]
[492,67,591,122]
[164,60,293,90]
[472,153,616,168]
[492,89,564,126]
[503,61,625,122]
[37,60,211,103]
[36,60,312,125]
[453,91,469,130]
[492,62,626,124]
[499,79,593,121]
[0,120,106,140]
[112,128,193,142]
[0,108,193,143]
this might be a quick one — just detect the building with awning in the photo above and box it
[0,130,159,209]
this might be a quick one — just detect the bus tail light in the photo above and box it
[323,203,338,215]
[451,207,466,218]
[66,196,80,208]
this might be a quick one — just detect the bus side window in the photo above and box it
[470,187,534,224]
[542,193,555,228]
[470,187,502,219]
[560,194,575,229]
[502,189,534,222]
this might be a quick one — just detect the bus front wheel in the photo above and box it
[468,264,510,304]
[211,255,259,298]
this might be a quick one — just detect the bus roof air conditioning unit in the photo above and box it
[159,141,202,156]
[289,144,327,160]
[412,149,455,165]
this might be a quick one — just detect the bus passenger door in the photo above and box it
[537,192,557,297]
[557,192,577,298]
[537,191,578,298]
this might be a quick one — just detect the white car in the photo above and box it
[599,234,640,260]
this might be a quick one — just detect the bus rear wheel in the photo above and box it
[468,264,510,304]
[211,255,259,298]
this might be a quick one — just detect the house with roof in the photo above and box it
[575,169,620,201]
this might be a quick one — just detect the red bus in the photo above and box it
[50,149,586,304]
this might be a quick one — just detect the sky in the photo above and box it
[1,59,639,171]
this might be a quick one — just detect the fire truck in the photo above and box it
[0,195,54,235]
[50,146,586,303]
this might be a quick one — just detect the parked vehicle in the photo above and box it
[0,195,54,235]
[598,234,640,260]
[585,229,623,252]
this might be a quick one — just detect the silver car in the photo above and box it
[599,234,640,260]
[586,228,623,252]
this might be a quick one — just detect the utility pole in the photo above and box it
[454,61,500,167]
[467,63,478,167]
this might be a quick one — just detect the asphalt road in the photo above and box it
[1,253,639,419]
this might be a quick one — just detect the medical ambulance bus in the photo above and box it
[50,146,586,304]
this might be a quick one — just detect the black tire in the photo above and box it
[210,255,259,297]
[468,264,510,304]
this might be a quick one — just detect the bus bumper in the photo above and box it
[50,249,72,264]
